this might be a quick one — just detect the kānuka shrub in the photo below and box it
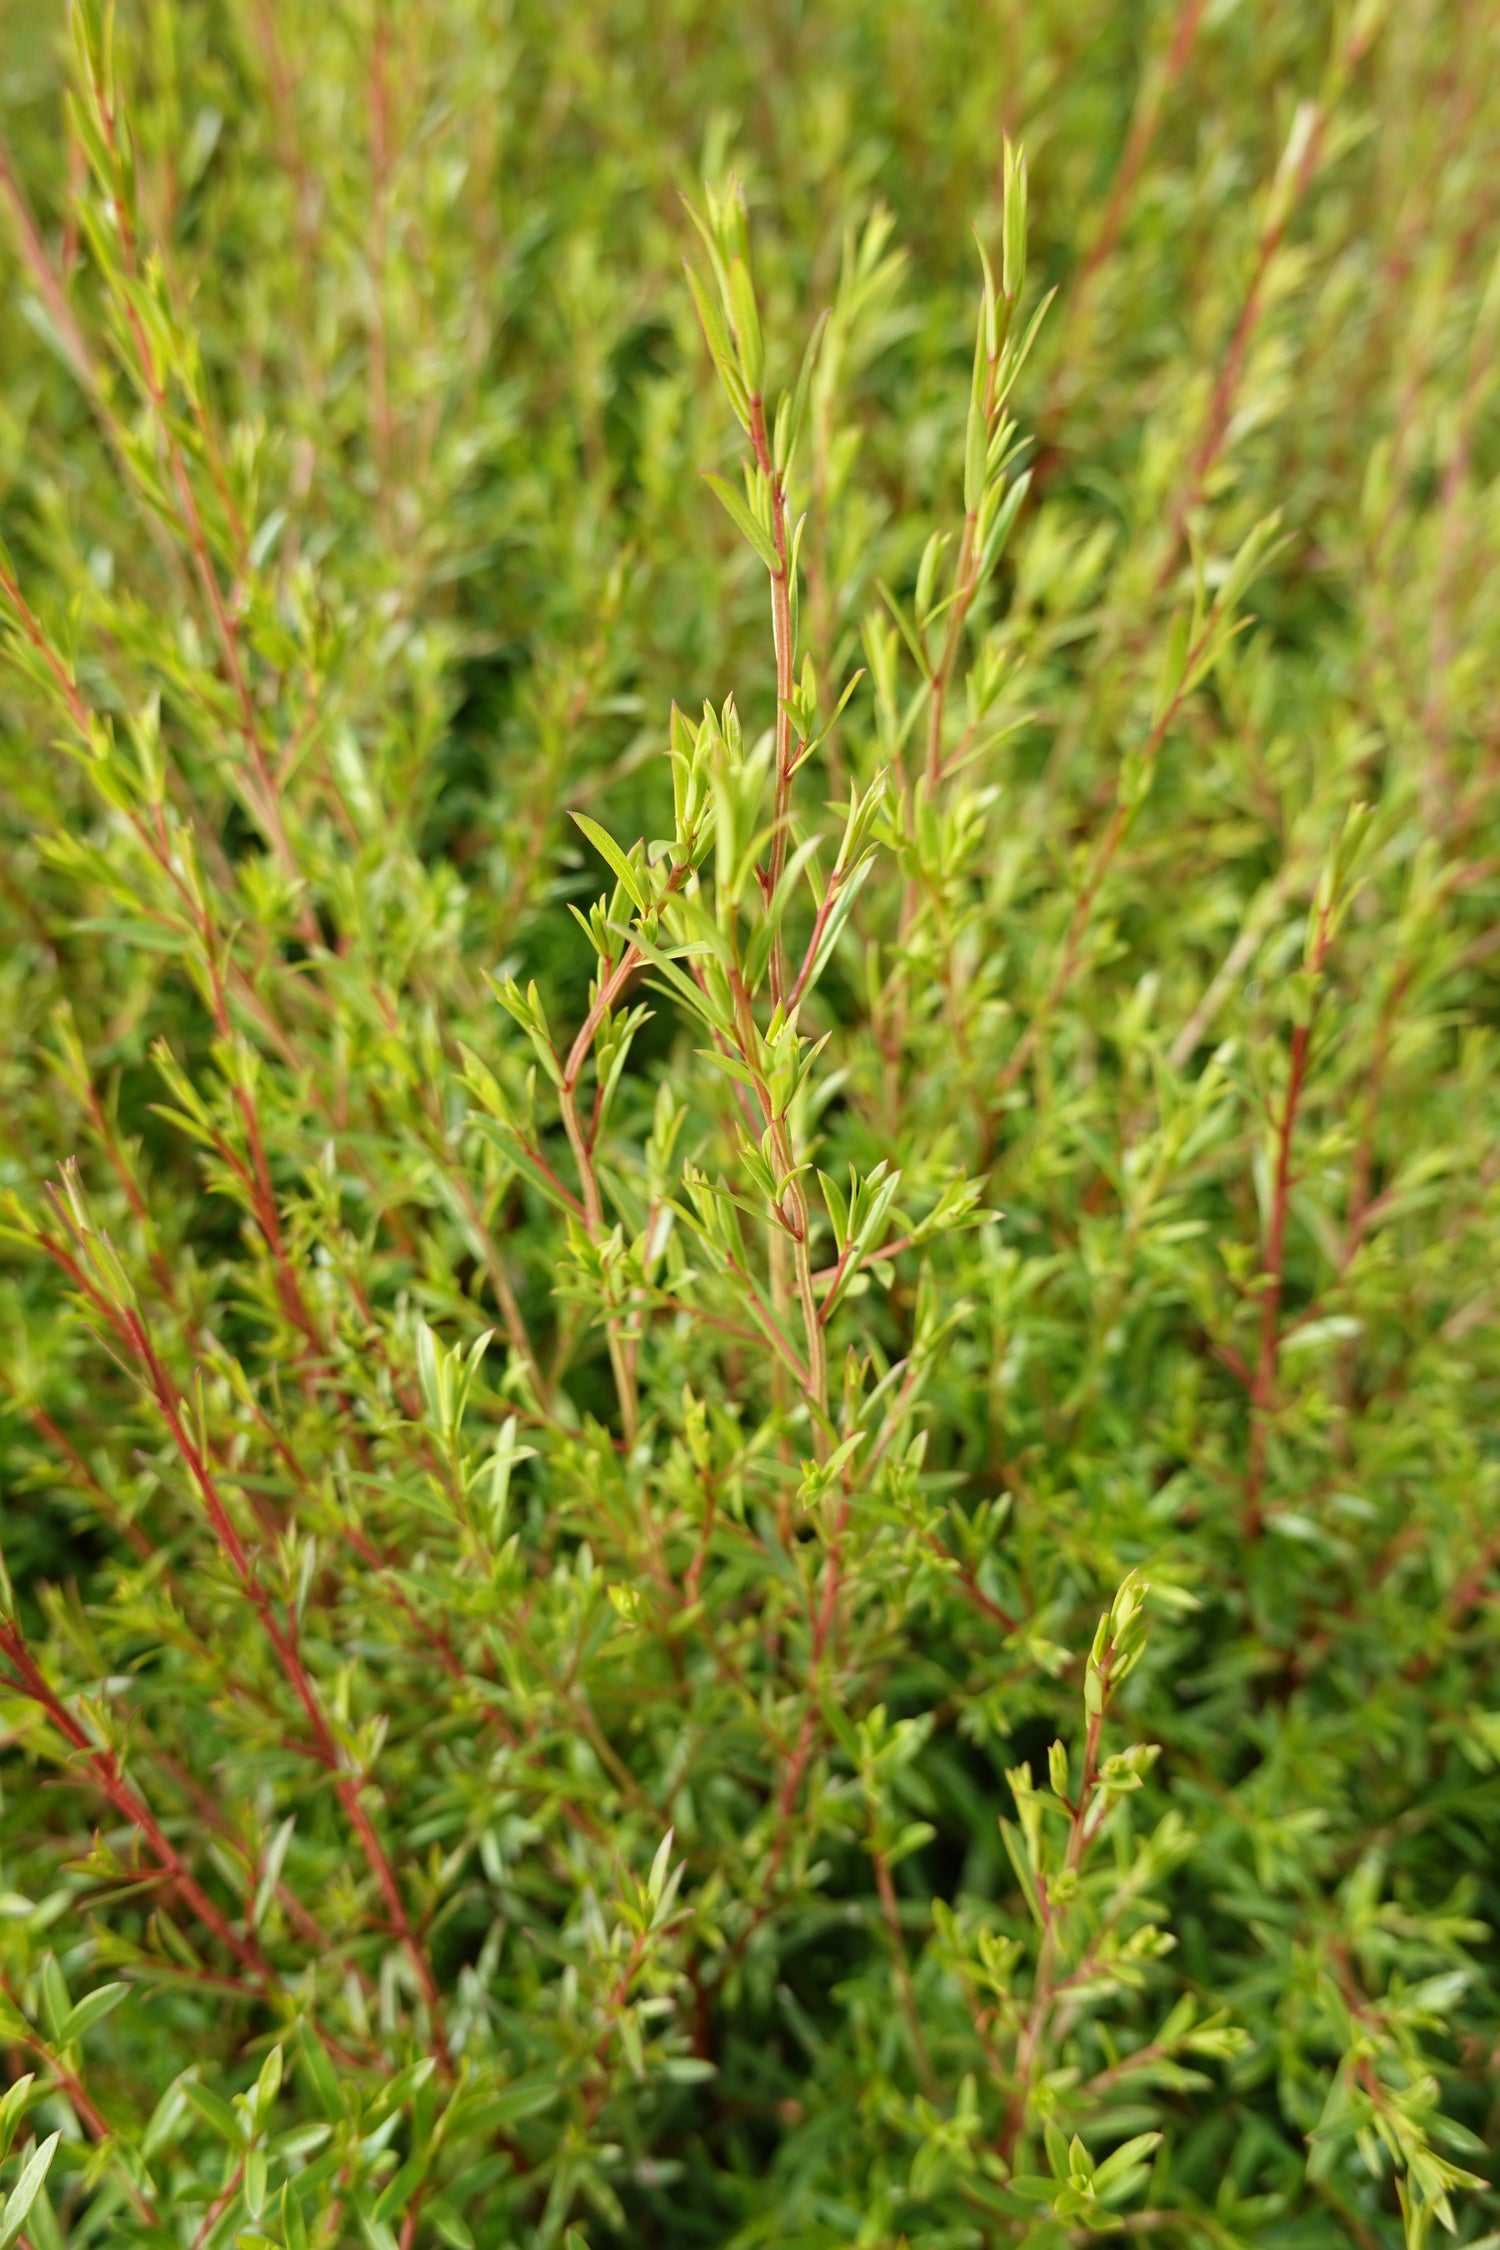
[0,3,1497,2247]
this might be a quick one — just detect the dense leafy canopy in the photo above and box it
[0,2,1497,2247]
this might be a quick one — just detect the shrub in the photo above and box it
[0,2,1497,2245]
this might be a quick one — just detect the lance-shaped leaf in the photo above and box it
[571,812,650,914]
[0,2132,60,2250]
[56,1982,128,2047]
[702,471,781,574]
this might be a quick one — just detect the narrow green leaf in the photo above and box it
[424,2199,475,2250]
[182,2079,244,2144]
[727,256,764,393]
[778,308,829,475]
[282,2184,309,2250]
[0,2080,34,2168]
[56,1982,128,2047]
[979,470,1032,583]
[696,1047,763,1094]
[571,812,649,913]
[684,261,733,371]
[296,2022,345,2124]
[0,2134,61,2250]
[702,472,781,574]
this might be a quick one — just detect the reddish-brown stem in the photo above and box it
[251,0,321,274]
[725,926,826,1424]
[787,867,842,1014]
[1421,276,1500,821]
[925,1535,1020,1634]
[1166,8,1379,567]
[0,133,204,614]
[708,1251,811,1393]
[562,865,687,1091]
[999,1651,1112,2165]
[422,1121,548,1401]
[1345,963,1410,1254]
[1422,1530,1500,1669]
[924,512,980,793]
[191,2160,246,2250]
[578,1929,652,2130]
[1,2007,161,2228]
[1167,106,1329,559]
[922,284,1014,794]
[369,12,393,520]
[106,1297,451,2065]
[66,1075,180,1300]
[0,141,95,393]
[1244,906,1331,1538]
[19,1401,152,1563]
[0,1620,270,1982]
[558,1070,640,1445]
[1081,0,1208,291]
[870,1839,939,2101]
[999,798,1126,1097]
[731,1471,853,1957]
[227,1081,324,1346]
[881,296,1010,1133]
[747,396,797,1008]
[1167,855,1309,1070]
[82,71,317,942]
[812,1230,919,1294]
[0,563,94,735]
[684,1467,717,1609]
[996,609,1222,1102]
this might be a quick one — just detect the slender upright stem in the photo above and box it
[559,1072,640,1445]
[999,1651,1113,2165]
[1244,908,1330,1538]
[77,1280,456,2067]
[871,1837,940,2102]
[0,1619,271,1983]
[747,397,797,1009]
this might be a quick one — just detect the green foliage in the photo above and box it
[0,1,1497,2246]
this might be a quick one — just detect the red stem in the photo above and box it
[1244,907,1331,1537]
[0,1620,270,1981]
[108,1296,451,2065]
[747,396,796,1007]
